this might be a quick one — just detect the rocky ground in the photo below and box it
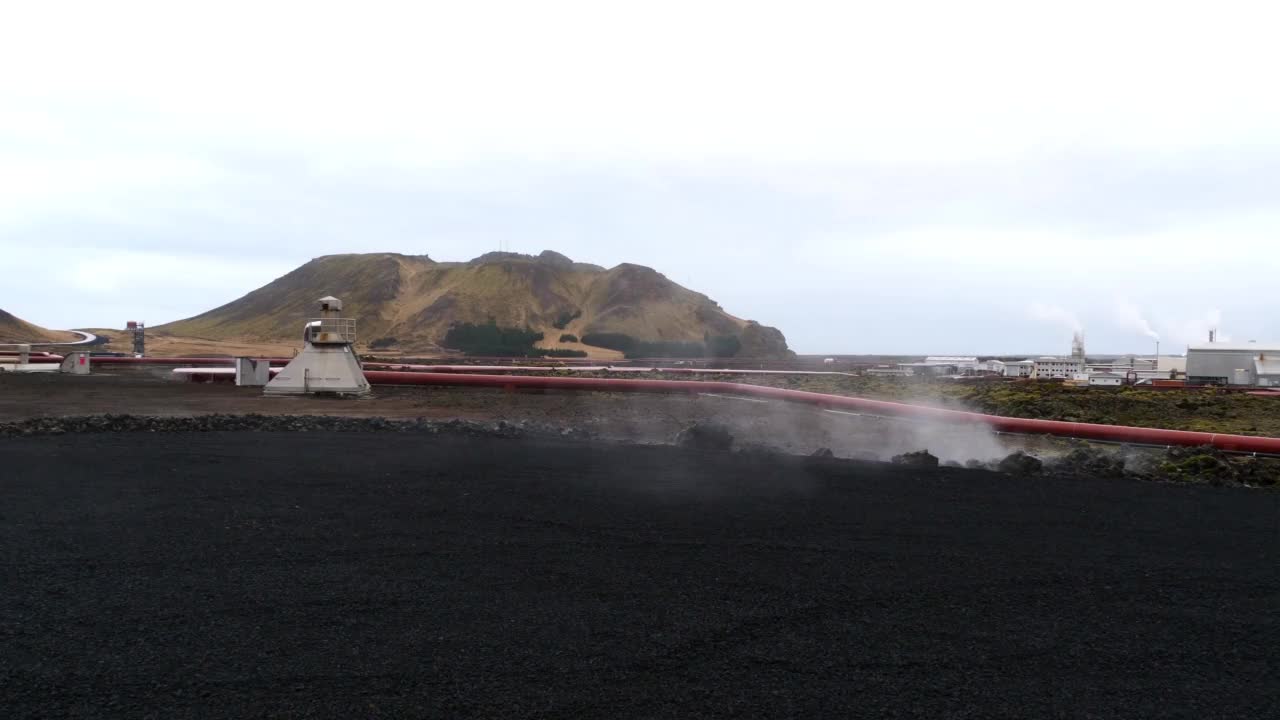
[2,371,1276,486]
[2,431,1277,718]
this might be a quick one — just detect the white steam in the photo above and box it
[1028,303,1082,333]
[1113,297,1160,341]
[1168,308,1230,346]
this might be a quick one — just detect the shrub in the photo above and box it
[368,337,398,350]
[581,333,637,352]
[552,309,582,330]
[559,333,579,343]
[707,334,742,358]
[444,320,544,356]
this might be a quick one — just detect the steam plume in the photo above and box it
[1114,297,1160,341]
[1028,303,1082,333]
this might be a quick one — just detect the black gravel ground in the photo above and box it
[2,433,1278,719]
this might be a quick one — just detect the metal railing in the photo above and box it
[307,317,357,344]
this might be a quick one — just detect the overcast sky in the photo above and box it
[3,1,1278,354]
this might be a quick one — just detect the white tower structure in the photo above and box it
[264,296,370,396]
[1071,332,1086,369]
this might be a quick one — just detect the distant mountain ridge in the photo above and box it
[156,251,792,357]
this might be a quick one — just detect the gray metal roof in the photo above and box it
[1187,342,1280,352]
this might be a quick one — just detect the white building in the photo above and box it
[866,366,912,377]
[1003,360,1034,378]
[1033,356,1085,379]
[924,356,980,372]
[899,362,956,376]
[1088,372,1125,387]
[985,359,1006,374]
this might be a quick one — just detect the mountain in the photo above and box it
[0,309,77,344]
[156,251,792,358]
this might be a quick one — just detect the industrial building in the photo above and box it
[1029,332,1088,379]
[1186,342,1280,386]
[1003,360,1034,378]
[1033,357,1085,379]
[923,356,980,372]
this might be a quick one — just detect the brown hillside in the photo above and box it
[0,309,78,344]
[157,251,792,357]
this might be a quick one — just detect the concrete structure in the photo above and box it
[235,357,271,387]
[1089,372,1124,387]
[1186,342,1280,386]
[264,296,370,396]
[61,352,91,375]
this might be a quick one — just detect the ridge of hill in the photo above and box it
[0,309,77,344]
[156,251,792,358]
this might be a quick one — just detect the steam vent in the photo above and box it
[264,296,370,396]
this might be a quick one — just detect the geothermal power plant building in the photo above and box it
[1186,342,1280,387]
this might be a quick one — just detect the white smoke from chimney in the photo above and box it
[1169,308,1230,346]
[1028,303,1082,333]
[1113,297,1160,341]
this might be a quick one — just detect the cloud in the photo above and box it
[3,0,1280,353]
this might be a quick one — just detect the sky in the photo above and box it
[2,0,1278,355]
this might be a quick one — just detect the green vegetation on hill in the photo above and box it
[552,310,581,330]
[444,321,543,357]
[443,320,587,358]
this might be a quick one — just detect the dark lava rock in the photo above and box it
[891,450,939,468]
[1154,445,1269,485]
[996,451,1043,476]
[0,413,602,442]
[964,459,989,470]
[1052,447,1127,479]
[810,447,835,459]
[737,442,780,458]
[674,423,734,453]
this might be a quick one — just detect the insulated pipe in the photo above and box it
[85,356,294,365]
[359,362,853,376]
[360,370,1280,455]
